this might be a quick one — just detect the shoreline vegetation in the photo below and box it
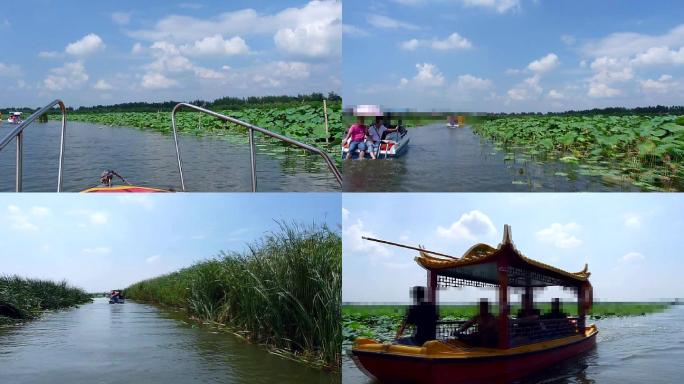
[125,223,341,370]
[343,303,672,349]
[0,276,91,326]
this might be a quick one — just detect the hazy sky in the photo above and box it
[0,0,341,107]
[343,0,684,112]
[0,193,340,292]
[343,193,684,303]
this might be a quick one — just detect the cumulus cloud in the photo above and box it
[343,219,391,257]
[6,205,43,231]
[401,32,472,51]
[180,34,250,56]
[43,61,89,91]
[400,63,445,87]
[623,214,641,228]
[640,74,679,94]
[437,210,497,241]
[528,53,559,73]
[128,1,340,59]
[507,74,542,101]
[457,74,493,91]
[146,255,162,264]
[65,33,105,56]
[536,223,583,249]
[141,72,178,89]
[94,79,114,91]
[548,89,565,99]
[621,251,644,262]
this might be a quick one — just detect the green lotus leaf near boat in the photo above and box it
[473,114,684,191]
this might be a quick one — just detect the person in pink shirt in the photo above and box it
[344,116,368,160]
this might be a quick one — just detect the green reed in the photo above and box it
[126,222,341,370]
[0,276,92,325]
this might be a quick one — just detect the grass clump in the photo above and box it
[126,222,341,370]
[0,276,92,325]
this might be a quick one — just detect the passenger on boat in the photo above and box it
[457,298,498,347]
[344,117,367,160]
[367,118,398,159]
[395,286,438,346]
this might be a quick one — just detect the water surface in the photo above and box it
[0,298,339,384]
[0,121,340,192]
[343,124,638,192]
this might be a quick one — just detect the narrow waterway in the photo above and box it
[343,305,684,383]
[0,121,340,192]
[342,124,639,192]
[0,298,339,384]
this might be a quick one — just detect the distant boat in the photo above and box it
[7,112,22,124]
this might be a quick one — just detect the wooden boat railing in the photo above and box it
[170,103,342,191]
[509,317,579,346]
[0,100,67,192]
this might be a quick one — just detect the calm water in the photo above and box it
[0,121,340,192]
[0,298,339,384]
[343,124,639,192]
[343,306,684,383]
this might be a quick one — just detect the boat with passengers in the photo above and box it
[0,100,342,192]
[446,115,464,128]
[352,225,597,384]
[342,105,409,159]
[7,112,23,124]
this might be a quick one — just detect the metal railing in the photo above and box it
[509,317,579,346]
[0,100,67,192]
[170,103,342,192]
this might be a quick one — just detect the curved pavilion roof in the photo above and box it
[415,225,590,287]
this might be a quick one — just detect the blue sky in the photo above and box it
[0,193,340,292]
[343,0,684,112]
[343,193,684,302]
[0,0,340,107]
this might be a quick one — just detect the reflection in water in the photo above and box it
[342,125,638,192]
[0,298,339,384]
[343,306,684,383]
[0,121,339,192]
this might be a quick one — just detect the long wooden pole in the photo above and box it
[362,236,458,259]
[323,99,329,144]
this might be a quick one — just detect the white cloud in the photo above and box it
[431,33,472,50]
[65,33,105,56]
[89,212,108,225]
[6,205,39,231]
[507,74,542,101]
[180,34,250,56]
[457,74,492,91]
[128,0,340,59]
[462,0,520,14]
[401,33,472,51]
[111,12,132,26]
[548,89,565,99]
[588,82,621,98]
[582,24,684,60]
[83,247,112,255]
[43,61,89,91]
[0,62,21,77]
[343,219,390,257]
[631,46,684,66]
[367,15,418,30]
[342,208,350,221]
[640,74,678,94]
[623,214,641,228]
[621,251,644,262]
[400,63,445,87]
[146,255,162,264]
[38,51,61,59]
[94,79,114,91]
[141,72,178,89]
[528,53,559,73]
[342,24,369,37]
[536,222,583,249]
[131,43,144,54]
[437,210,496,241]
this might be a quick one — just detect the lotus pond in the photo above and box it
[473,115,684,191]
[62,103,342,160]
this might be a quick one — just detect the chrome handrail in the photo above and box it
[170,103,342,191]
[0,100,67,192]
